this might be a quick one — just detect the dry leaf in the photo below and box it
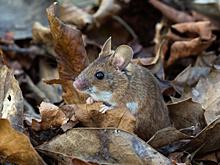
[166,35,216,67]
[36,128,173,164]
[46,2,89,80]
[32,22,53,45]
[75,102,136,133]
[149,0,194,23]
[56,2,92,30]
[170,65,210,94]
[46,2,89,104]
[32,102,68,131]
[147,126,190,149]
[168,98,206,132]
[93,0,121,27]
[0,119,45,165]
[179,66,220,124]
[0,65,23,132]
[180,117,220,157]
[195,151,218,164]
[171,21,212,40]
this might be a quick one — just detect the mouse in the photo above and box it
[73,37,170,141]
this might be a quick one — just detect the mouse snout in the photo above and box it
[73,78,89,91]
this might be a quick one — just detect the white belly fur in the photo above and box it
[126,102,138,115]
[90,91,113,103]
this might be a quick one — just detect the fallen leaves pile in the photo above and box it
[0,0,220,164]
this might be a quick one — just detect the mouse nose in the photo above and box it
[73,78,89,90]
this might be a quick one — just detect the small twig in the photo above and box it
[25,74,50,103]
[0,45,46,56]
[113,15,137,40]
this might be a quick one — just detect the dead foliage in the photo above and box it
[0,0,220,164]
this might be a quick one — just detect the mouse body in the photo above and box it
[73,37,170,140]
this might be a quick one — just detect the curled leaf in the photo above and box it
[166,35,216,67]
[93,0,121,27]
[32,22,53,45]
[171,21,212,40]
[56,2,92,30]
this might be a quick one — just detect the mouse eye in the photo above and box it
[95,71,104,80]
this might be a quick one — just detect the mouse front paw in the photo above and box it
[86,97,96,104]
[99,105,114,113]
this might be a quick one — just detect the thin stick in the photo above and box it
[0,45,45,56]
[25,74,50,103]
[113,15,137,40]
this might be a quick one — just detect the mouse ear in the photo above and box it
[111,45,133,71]
[99,37,112,58]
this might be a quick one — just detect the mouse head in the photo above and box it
[73,37,133,97]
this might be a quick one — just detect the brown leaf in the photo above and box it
[32,22,53,45]
[46,3,89,104]
[131,40,166,78]
[149,0,194,23]
[147,126,190,149]
[168,98,206,132]
[192,67,220,124]
[75,102,136,133]
[170,65,210,94]
[93,0,121,27]
[171,21,212,40]
[44,79,88,104]
[0,119,45,165]
[46,2,89,81]
[56,2,92,30]
[195,151,218,163]
[0,65,23,132]
[179,67,220,124]
[166,35,216,67]
[60,104,79,131]
[180,117,220,157]
[32,102,68,131]
[36,128,173,164]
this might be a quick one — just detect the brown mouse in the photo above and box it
[73,37,170,141]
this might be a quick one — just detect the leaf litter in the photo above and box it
[0,0,220,164]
